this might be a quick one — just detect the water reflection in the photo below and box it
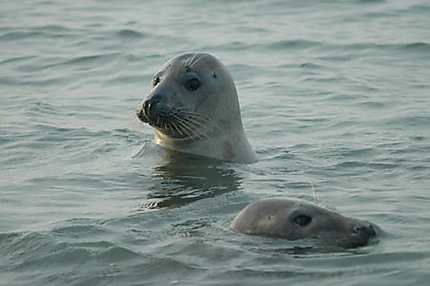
[141,150,242,209]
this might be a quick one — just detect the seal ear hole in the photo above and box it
[212,72,217,78]
[185,78,201,91]
[293,214,312,227]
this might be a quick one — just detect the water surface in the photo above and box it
[1,0,430,285]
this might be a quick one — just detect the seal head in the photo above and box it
[137,53,256,163]
[231,199,379,248]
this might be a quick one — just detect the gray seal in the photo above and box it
[231,199,379,248]
[137,53,256,163]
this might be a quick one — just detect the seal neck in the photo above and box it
[153,129,256,163]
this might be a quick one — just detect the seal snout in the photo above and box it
[353,223,376,238]
[137,94,164,124]
[136,105,147,123]
[144,95,161,120]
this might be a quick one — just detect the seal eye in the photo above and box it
[185,78,201,91]
[293,215,312,227]
[152,76,160,87]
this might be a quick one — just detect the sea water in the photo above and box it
[1,0,430,285]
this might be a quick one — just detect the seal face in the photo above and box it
[231,199,379,248]
[137,53,256,163]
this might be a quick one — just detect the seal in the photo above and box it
[231,199,379,248]
[137,53,257,163]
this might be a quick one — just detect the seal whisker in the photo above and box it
[172,114,202,141]
[175,109,212,122]
[180,122,208,140]
[165,123,174,134]
[176,121,200,141]
[184,117,214,137]
[173,107,215,128]
[309,181,320,205]
[185,52,198,68]
[178,122,200,142]
[169,122,189,140]
[173,111,214,139]
[171,113,194,135]
[174,109,221,131]
[190,116,221,134]
[189,54,208,69]
[170,121,184,137]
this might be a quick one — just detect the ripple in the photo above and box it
[0,25,79,41]
[333,161,399,170]
[53,52,121,68]
[0,55,37,65]
[268,39,322,50]
[402,42,430,52]
[299,62,326,70]
[116,29,147,39]
[0,30,45,41]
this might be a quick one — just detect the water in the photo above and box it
[1,0,429,285]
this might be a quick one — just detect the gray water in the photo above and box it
[1,0,430,285]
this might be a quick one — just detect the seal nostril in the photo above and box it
[140,94,165,124]
[136,105,148,122]
[143,100,151,115]
[143,94,162,115]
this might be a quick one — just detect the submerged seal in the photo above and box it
[231,199,379,248]
[137,53,256,163]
